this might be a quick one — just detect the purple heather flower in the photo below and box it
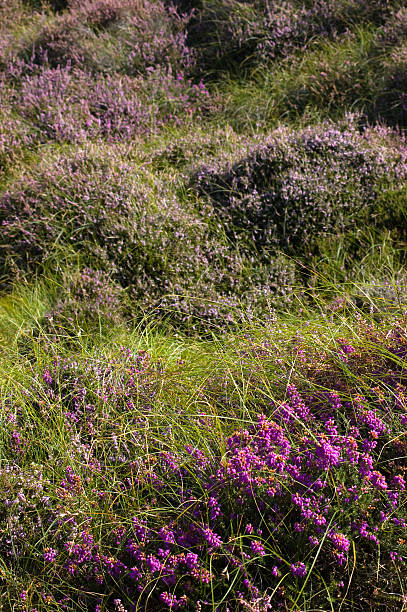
[43,369,52,385]
[158,526,176,543]
[146,554,162,573]
[393,474,406,490]
[291,562,307,578]
[184,552,199,569]
[250,540,266,556]
[159,592,187,609]
[43,547,58,563]
[329,532,350,552]
[200,526,223,548]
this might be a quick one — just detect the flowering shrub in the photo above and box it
[0,146,295,328]
[2,321,407,609]
[43,268,126,335]
[10,63,210,143]
[0,0,210,151]
[3,1,407,610]
[25,0,195,76]
[184,0,393,73]
[192,119,407,254]
[0,147,139,275]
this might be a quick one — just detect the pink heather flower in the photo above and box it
[160,592,177,608]
[128,567,142,581]
[291,562,307,578]
[208,496,222,519]
[329,532,350,552]
[250,540,266,556]
[43,548,58,562]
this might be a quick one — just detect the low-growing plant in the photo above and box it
[183,0,394,75]
[10,63,211,144]
[1,312,407,610]
[2,1,407,610]
[192,118,407,256]
[0,146,297,329]
[21,0,195,76]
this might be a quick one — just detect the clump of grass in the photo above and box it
[183,0,395,76]
[216,10,407,130]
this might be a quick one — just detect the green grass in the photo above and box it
[1,283,407,609]
[1,0,407,609]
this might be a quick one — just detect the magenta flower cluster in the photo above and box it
[2,327,407,609]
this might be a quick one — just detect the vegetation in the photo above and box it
[1,0,407,610]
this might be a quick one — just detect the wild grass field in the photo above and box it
[1,0,407,610]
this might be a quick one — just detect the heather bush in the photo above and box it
[16,66,151,142]
[11,63,211,144]
[0,0,209,148]
[68,0,132,24]
[1,314,407,609]
[184,0,394,74]
[43,267,127,335]
[0,148,139,277]
[192,119,407,255]
[23,0,195,76]
[0,147,297,329]
[23,0,67,10]
[3,1,407,609]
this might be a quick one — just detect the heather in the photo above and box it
[181,0,394,75]
[0,144,297,328]
[2,118,407,329]
[1,306,407,610]
[191,119,407,255]
[1,0,407,610]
